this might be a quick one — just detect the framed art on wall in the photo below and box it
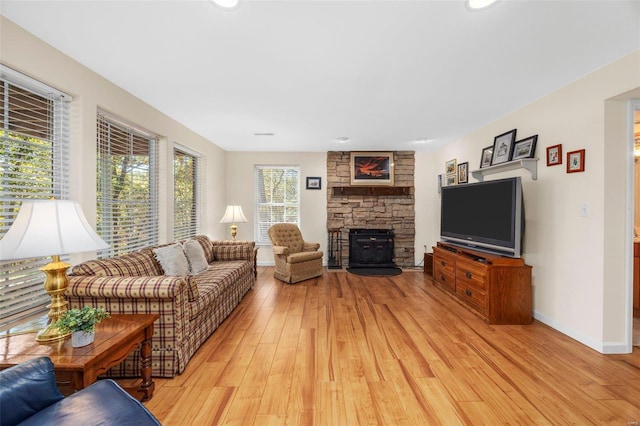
[457,162,469,184]
[306,177,321,189]
[480,146,493,168]
[566,149,585,173]
[350,152,394,186]
[445,159,457,176]
[546,144,562,166]
[512,135,538,160]
[490,129,517,165]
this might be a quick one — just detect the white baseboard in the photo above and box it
[533,310,632,354]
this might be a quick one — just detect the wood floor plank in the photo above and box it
[143,267,640,425]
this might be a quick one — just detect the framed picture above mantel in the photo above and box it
[350,152,394,186]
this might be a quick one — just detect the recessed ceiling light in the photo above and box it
[415,138,433,144]
[209,0,240,11]
[465,0,498,10]
[335,137,350,143]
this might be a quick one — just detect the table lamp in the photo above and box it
[219,205,247,241]
[0,200,109,342]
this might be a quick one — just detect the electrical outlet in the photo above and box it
[580,204,589,217]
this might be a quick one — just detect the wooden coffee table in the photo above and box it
[0,314,158,401]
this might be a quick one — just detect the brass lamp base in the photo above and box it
[36,255,72,342]
[230,224,238,241]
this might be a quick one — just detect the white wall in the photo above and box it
[1,17,230,262]
[421,51,640,353]
[225,152,327,265]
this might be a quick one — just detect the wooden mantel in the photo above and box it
[332,186,412,196]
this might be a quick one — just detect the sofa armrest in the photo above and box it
[0,357,63,426]
[272,245,289,255]
[67,275,187,299]
[303,242,320,251]
[211,242,255,261]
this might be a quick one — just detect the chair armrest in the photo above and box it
[0,357,63,426]
[272,245,289,255]
[303,242,320,251]
[67,275,186,299]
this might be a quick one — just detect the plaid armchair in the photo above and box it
[268,223,323,284]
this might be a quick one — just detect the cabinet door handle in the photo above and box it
[465,289,472,297]
[441,260,446,266]
[465,272,472,279]
[441,275,446,281]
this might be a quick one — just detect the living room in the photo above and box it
[1,0,640,423]
[1,0,639,354]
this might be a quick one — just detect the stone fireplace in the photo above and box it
[326,151,415,268]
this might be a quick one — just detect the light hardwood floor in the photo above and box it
[143,267,640,425]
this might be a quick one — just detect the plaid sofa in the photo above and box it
[66,236,255,378]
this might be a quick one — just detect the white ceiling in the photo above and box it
[1,0,639,152]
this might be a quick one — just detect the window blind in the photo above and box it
[254,166,300,245]
[97,113,158,258]
[174,146,201,241]
[0,66,71,327]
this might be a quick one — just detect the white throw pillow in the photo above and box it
[183,239,209,274]
[153,243,190,276]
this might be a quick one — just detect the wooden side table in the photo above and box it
[0,314,158,401]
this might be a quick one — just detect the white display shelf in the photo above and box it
[471,158,538,181]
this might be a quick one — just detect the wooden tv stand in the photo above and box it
[432,242,532,325]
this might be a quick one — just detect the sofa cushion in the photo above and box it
[183,239,208,274]
[71,251,162,277]
[192,235,215,263]
[187,260,252,320]
[153,243,190,276]
[0,357,63,426]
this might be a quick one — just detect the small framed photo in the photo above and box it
[491,129,517,165]
[480,146,493,168]
[457,162,469,184]
[512,135,538,160]
[446,174,457,186]
[566,149,585,173]
[445,159,457,176]
[306,176,321,189]
[546,144,562,166]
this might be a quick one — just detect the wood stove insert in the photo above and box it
[348,229,396,268]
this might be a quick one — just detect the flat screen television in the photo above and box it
[440,176,524,258]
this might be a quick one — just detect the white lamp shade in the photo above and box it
[219,205,248,224]
[0,200,109,260]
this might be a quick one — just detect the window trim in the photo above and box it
[254,165,301,245]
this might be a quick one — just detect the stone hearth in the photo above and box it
[326,151,415,268]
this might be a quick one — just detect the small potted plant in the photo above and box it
[55,307,110,347]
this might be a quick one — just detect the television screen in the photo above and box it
[440,177,524,257]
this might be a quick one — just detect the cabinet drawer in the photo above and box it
[455,260,488,291]
[434,250,456,275]
[434,265,455,292]
[456,283,487,312]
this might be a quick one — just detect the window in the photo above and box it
[174,146,201,241]
[97,113,158,257]
[254,166,300,244]
[0,66,70,327]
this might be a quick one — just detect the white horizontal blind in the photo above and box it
[254,166,300,245]
[174,146,201,241]
[0,66,71,327]
[97,113,158,257]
